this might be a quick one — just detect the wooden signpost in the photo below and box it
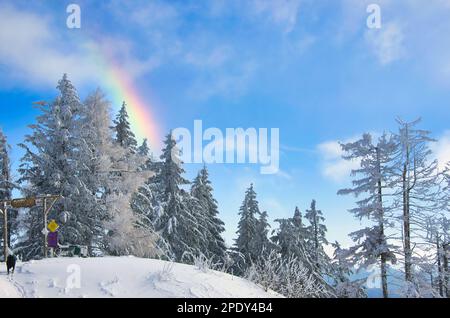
[0,195,61,261]
[0,201,7,262]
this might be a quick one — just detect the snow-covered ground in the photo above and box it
[0,275,21,298]
[0,256,281,298]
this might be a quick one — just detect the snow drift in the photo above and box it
[0,256,282,298]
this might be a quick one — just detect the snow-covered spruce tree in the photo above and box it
[331,241,367,298]
[103,187,159,259]
[392,118,439,288]
[62,89,112,253]
[190,166,226,263]
[0,127,12,199]
[133,132,200,262]
[233,184,276,274]
[234,184,262,273]
[137,138,156,171]
[338,133,398,298]
[256,210,274,256]
[0,128,17,248]
[179,189,210,263]
[130,180,154,230]
[112,102,138,153]
[77,89,157,257]
[272,206,335,296]
[138,138,150,157]
[272,207,309,260]
[101,110,156,257]
[305,199,330,271]
[17,74,86,259]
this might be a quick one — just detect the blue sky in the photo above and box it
[1,0,450,248]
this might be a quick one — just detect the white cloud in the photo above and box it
[431,131,450,171]
[107,1,261,100]
[0,4,92,87]
[128,1,179,28]
[340,0,450,87]
[184,46,233,69]
[249,0,302,33]
[0,4,158,89]
[92,37,161,78]
[365,22,405,65]
[187,60,258,100]
[296,34,316,54]
[317,139,360,183]
[0,0,306,99]
[317,141,343,160]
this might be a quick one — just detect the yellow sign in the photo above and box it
[47,219,59,233]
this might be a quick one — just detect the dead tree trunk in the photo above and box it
[403,163,413,283]
[437,236,444,297]
[443,243,449,298]
[376,146,389,298]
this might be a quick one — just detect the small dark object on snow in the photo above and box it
[6,254,16,275]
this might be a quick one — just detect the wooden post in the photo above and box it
[1,201,8,262]
[42,196,59,259]
[0,195,60,260]
[3,203,6,261]
[43,198,48,258]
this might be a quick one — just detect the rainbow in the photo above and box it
[84,41,162,151]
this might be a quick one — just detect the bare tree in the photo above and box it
[338,132,397,298]
[392,118,439,286]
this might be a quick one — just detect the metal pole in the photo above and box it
[43,198,47,258]
[2,201,8,262]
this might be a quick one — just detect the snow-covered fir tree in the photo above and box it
[112,102,138,153]
[77,89,157,257]
[137,138,155,171]
[64,89,112,253]
[17,74,86,259]
[271,205,335,295]
[101,117,156,257]
[0,128,17,248]
[138,138,150,157]
[0,128,11,200]
[272,207,309,259]
[331,241,367,298]
[234,184,266,273]
[130,179,155,231]
[256,210,273,255]
[292,207,303,229]
[16,78,157,259]
[338,132,398,298]
[133,132,200,261]
[305,199,329,270]
[190,166,226,263]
